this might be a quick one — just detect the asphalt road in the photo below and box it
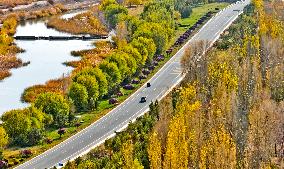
[15,1,250,168]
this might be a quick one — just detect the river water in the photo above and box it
[0,14,94,114]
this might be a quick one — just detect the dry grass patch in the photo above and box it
[0,55,23,80]
[0,0,36,8]
[128,5,144,16]
[47,12,108,35]
[265,1,284,21]
[22,77,71,103]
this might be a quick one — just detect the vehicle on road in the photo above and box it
[147,83,151,87]
[140,97,147,103]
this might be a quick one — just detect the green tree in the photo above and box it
[27,128,43,146]
[142,1,175,29]
[173,0,192,18]
[100,0,117,10]
[92,68,109,97]
[76,75,99,103]
[1,106,47,146]
[2,109,31,144]
[104,4,128,28]
[34,92,70,127]
[131,37,156,64]
[120,44,143,67]
[124,15,141,39]
[26,106,46,128]
[107,53,129,79]
[133,23,168,54]
[68,82,88,112]
[123,52,138,76]
[73,67,108,97]
[99,61,122,89]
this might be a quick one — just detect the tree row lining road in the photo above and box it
[16,1,250,168]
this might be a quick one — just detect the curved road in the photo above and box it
[16,1,250,168]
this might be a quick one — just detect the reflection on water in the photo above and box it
[0,17,94,114]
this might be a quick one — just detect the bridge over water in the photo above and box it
[14,35,109,41]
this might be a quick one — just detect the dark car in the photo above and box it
[147,83,151,87]
[140,97,146,103]
[58,162,64,167]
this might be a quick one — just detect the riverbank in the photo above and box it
[0,1,100,82]
[22,41,113,103]
[0,16,23,81]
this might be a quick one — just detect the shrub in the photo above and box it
[0,160,8,169]
[109,98,118,104]
[21,150,32,158]
[123,84,135,90]
[58,128,66,138]
[131,79,140,84]
[45,138,53,144]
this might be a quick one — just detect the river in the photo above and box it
[0,13,94,114]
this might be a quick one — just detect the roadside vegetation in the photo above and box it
[63,1,284,168]
[178,2,228,30]
[0,0,228,167]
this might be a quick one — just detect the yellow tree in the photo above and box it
[122,140,134,169]
[175,84,201,168]
[199,125,237,169]
[147,132,162,169]
[124,0,142,7]
[163,112,188,169]
[121,140,144,169]
[0,127,9,149]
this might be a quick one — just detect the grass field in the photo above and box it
[169,2,229,47]
[179,2,229,27]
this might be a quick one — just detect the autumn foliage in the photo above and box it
[22,77,71,103]
[47,12,108,35]
[0,0,37,8]
[64,1,284,168]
